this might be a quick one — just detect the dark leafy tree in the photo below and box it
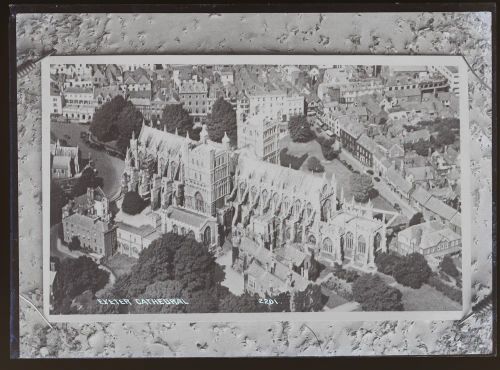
[50,180,68,226]
[90,96,143,154]
[352,273,403,311]
[350,173,375,203]
[308,253,324,282]
[393,253,432,289]
[279,148,308,170]
[291,283,324,312]
[160,104,194,138]
[52,256,109,314]
[115,233,227,314]
[122,191,147,215]
[439,255,460,279]
[409,212,425,226]
[307,156,325,173]
[72,167,103,198]
[374,252,404,276]
[288,115,315,143]
[434,128,456,147]
[266,291,291,312]
[68,236,81,251]
[407,139,432,157]
[206,98,237,146]
[219,292,268,313]
[316,136,339,160]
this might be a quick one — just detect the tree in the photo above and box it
[374,252,404,276]
[52,256,109,314]
[115,233,227,313]
[409,212,425,226]
[409,139,432,157]
[288,115,315,143]
[307,156,325,173]
[308,253,324,282]
[160,104,194,138]
[350,173,374,203]
[439,255,460,279]
[219,292,268,313]
[291,283,324,312]
[72,167,103,198]
[68,236,81,251]
[279,148,308,170]
[352,273,403,311]
[266,291,291,312]
[121,191,147,215]
[392,253,432,289]
[50,180,68,226]
[206,98,237,146]
[434,127,456,148]
[318,137,339,160]
[90,96,143,153]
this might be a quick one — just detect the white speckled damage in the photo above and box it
[16,12,493,357]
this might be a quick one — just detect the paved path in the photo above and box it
[216,252,244,296]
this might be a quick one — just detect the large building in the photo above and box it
[236,90,304,131]
[50,140,80,179]
[178,79,209,123]
[62,187,117,258]
[121,123,232,250]
[228,152,396,271]
[237,112,281,164]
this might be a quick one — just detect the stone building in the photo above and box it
[228,152,393,272]
[50,140,80,179]
[61,187,116,258]
[237,112,281,164]
[121,123,232,250]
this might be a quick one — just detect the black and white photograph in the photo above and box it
[42,55,471,321]
[12,8,495,359]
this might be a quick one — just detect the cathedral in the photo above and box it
[121,122,232,250]
[228,152,396,272]
[120,122,397,275]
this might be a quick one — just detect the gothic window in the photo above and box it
[323,237,333,253]
[374,233,382,253]
[358,235,366,254]
[187,230,196,240]
[282,196,290,213]
[307,234,316,245]
[306,202,313,217]
[321,199,332,221]
[172,224,178,234]
[261,189,268,205]
[346,232,354,250]
[285,227,292,241]
[180,227,185,236]
[203,227,211,245]
[250,186,257,203]
[293,200,301,217]
[239,182,246,197]
[195,192,204,212]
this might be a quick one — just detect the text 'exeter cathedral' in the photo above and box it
[121,121,398,273]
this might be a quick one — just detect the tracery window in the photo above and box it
[346,232,354,250]
[358,235,366,254]
[323,237,333,253]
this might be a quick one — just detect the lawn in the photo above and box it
[376,272,461,311]
[105,253,137,278]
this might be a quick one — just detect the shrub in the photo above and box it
[122,191,147,215]
[352,273,403,311]
[409,212,425,226]
[427,273,462,303]
[350,173,374,203]
[316,136,339,160]
[288,115,315,143]
[307,156,325,173]
[333,263,360,283]
[439,255,460,279]
[374,252,404,276]
[279,148,308,170]
[392,253,432,289]
[322,276,353,301]
[68,236,81,251]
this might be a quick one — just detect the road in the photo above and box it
[51,121,125,196]
[338,150,416,219]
